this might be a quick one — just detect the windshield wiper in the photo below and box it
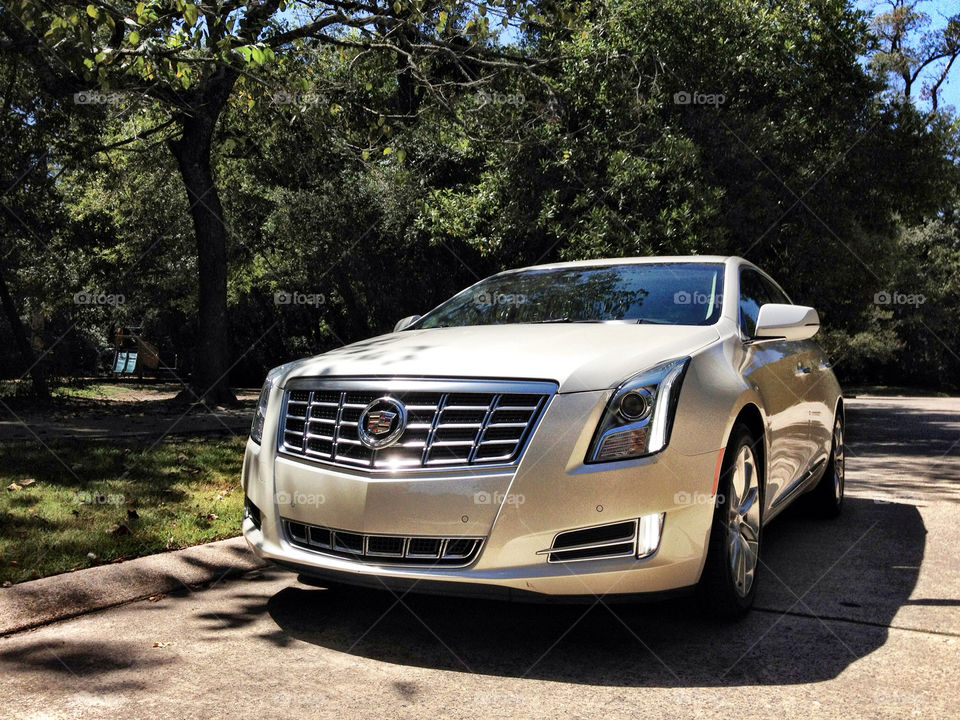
[529,318,608,324]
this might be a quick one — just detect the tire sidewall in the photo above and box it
[709,424,764,613]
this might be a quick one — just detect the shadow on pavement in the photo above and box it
[266,498,924,687]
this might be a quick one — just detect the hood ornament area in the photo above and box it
[357,397,408,449]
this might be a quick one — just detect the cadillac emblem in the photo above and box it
[357,397,407,449]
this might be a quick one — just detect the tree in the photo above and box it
[1,0,542,404]
[869,0,960,111]
[419,0,960,384]
[0,51,103,398]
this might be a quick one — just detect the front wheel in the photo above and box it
[807,413,844,518]
[696,423,763,619]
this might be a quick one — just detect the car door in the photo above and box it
[803,341,837,468]
[737,268,818,515]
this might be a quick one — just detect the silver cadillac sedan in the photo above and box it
[242,256,843,617]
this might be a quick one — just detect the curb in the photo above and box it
[0,536,266,637]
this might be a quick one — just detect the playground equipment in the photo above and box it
[110,326,175,378]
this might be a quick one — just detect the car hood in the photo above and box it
[280,324,720,393]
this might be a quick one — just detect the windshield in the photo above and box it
[415,262,725,328]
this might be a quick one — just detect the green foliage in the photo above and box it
[0,436,245,584]
[1,0,959,389]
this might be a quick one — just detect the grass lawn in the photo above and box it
[0,435,245,585]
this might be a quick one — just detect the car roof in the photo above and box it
[497,255,745,273]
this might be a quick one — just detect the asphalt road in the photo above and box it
[2,396,958,719]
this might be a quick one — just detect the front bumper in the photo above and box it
[242,388,721,597]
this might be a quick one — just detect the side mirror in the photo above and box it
[393,315,421,332]
[753,304,820,341]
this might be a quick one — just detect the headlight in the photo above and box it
[586,357,690,463]
[250,366,285,444]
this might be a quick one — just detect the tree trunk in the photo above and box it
[0,268,49,399]
[168,111,237,406]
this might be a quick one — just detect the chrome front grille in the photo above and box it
[283,520,484,566]
[278,379,554,471]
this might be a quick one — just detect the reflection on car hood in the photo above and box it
[280,324,720,393]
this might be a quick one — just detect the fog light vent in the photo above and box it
[243,496,262,530]
[544,520,638,563]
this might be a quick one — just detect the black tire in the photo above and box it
[806,412,844,518]
[696,423,764,619]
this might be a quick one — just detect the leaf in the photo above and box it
[383,147,393,155]
[6,483,22,492]
[183,3,198,27]
[128,30,140,45]
[86,4,99,19]
[20,479,35,487]
[250,46,264,65]
[396,148,406,163]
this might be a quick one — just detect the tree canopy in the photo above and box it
[1,0,958,395]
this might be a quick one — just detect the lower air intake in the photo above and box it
[283,520,483,567]
[545,520,638,563]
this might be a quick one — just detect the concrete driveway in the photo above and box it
[2,397,958,719]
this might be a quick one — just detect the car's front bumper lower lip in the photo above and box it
[242,389,722,597]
